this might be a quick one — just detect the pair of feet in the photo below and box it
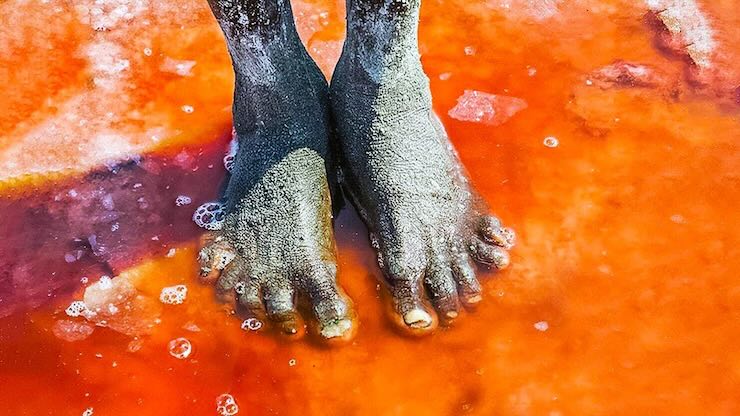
[198,0,514,341]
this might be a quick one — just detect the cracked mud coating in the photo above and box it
[200,0,514,339]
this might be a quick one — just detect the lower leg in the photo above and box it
[331,0,515,331]
[199,0,355,340]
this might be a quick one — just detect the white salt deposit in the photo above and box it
[160,57,196,76]
[646,0,716,68]
[448,90,527,126]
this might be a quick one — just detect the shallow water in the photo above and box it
[1,0,739,414]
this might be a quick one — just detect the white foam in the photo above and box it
[159,285,188,305]
[193,201,226,231]
[175,195,192,206]
[65,301,88,317]
[241,318,263,331]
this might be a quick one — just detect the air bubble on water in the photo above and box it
[168,337,192,359]
[175,195,192,206]
[192,201,226,230]
[80,276,89,284]
[166,248,177,258]
[543,136,559,148]
[439,72,452,81]
[82,407,94,416]
[464,46,477,55]
[241,318,263,331]
[181,105,194,113]
[159,285,188,305]
[288,358,297,366]
[216,394,239,416]
[127,338,144,353]
[66,301,88,317]
[527,66,537,76]
[143,47,153,56]
[534,321,549,331]
[223,137,239,172]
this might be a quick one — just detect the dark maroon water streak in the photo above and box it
[0,131,231,317]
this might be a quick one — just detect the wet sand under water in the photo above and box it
[1,0,739,415]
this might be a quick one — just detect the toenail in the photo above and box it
[403,309,433,328]
[320,319,352,339]
[466,294,482,304]
[494,253,510,269]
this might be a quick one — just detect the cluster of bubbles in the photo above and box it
[191,131,239,229]
[167,337,192,359]
[192,201,226,230]
[65,301,89,317]
[223,133,239,173]
[240,318,263,331]
[175,195,192,206]
[216,394,239,416]
[159,285,188,305]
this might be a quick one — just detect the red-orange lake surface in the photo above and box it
[1,0,739,415]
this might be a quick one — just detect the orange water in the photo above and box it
[1,0,739,415]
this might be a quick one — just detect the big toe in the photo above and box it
[302,264,356,342]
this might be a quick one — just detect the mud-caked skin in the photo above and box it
[199,0,354,340]
[330,0,515,331]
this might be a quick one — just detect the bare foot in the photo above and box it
[199,0,354,341]
[330,0,514,332]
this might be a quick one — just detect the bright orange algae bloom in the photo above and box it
[1,0,739,415]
